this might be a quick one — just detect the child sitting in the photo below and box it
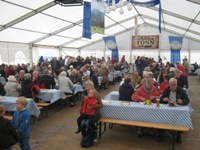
[11,97,31,150]
[76,89,97,134]
[0,105,18,150]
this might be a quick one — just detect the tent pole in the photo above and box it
[7,43,10,65]
[188,39,191,64]
[29,43,33,66]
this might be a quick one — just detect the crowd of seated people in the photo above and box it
[0,55,129,103]
[0,55,192,145]
[118,56,190,144]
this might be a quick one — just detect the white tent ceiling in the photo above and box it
[0,0,200,49]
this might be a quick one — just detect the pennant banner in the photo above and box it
[91,0,105,34]
[103,36,119,60]
[82,2,91,39]
[130,0,162,33]
[169,36,183,64]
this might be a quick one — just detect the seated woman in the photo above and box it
[58,71,75,106]
[21,73,34,99]
[119,78,134,101]
[76,80,103,146]
[5,75,21,97]
[131,78,159,103]
[158,75,170,94]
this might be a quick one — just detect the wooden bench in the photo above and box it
[36,102,51,117]
[4,115,12,120]
[98,118,190,150]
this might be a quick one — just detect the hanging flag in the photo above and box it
[105,0,120,6]
[91,0,105,34]
[169,36,183,64]
[103,36,119,60]
[135,16,138,39]
[130,0,162,33]
[82,2,91,39]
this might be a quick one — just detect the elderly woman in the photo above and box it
[21,73,34,98]
[58,71,75,106]
[131,78,159,102]
[76,80,103,146]
[5,75,21,97]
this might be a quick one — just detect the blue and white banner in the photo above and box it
[130,0,162,33]
[91,0,105,34]
[82,2,91,39]
[103,36,119,60]
[169,36,183,64]
[105,0,120,6]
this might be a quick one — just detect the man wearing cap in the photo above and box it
[68,65,74,76]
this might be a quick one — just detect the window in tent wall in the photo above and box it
[15,51,26,64]
[38,47,57,62]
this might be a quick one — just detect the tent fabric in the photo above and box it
[0,0,199,49]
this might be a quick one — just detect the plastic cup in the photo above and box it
[145,99,151,105]
[156,98,160,108]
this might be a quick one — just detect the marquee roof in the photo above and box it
[0,0,200,49]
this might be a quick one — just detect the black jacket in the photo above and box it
[0,82,5,96]
[21,79,34,98]
[119,83,134,101]
[160,86,190,105]
[40,75,55,89]
[0,116,18,149]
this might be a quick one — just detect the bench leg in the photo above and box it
[171,131,175,150]
[98,122,107,139]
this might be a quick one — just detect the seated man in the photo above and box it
[40,69,55,89]
[69,69,83,85]
[130,71,141,89]
[17,70,25,84]
[158,77,190,143]
[119,78,134,101]
[174,69,188,89]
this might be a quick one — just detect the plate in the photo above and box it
[0,97,5,100]
[121,102,130,106]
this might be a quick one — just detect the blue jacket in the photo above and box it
[12,109,31,138]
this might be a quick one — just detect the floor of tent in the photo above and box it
[12,75,200,150]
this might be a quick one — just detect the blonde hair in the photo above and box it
[16,96,28,107]
[88,89,98,98]
[0,105,5,115]
[85,80,94,88]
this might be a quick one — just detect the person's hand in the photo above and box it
[177,98,183,104]
[150,96,156,101]
[140,97,145,102]
[163,97,170,102]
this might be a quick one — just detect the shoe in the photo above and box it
[70,102,74,107]
[176,136,182,144]
[93,139,97,146]
[156,135,164,142]
[137,129,143,137]
[75,130,81,134]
